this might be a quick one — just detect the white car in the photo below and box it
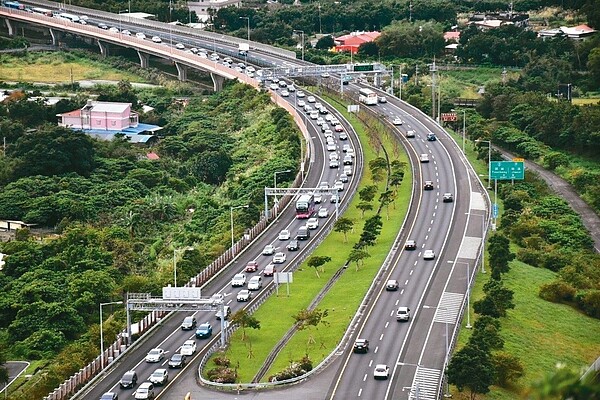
[318,208,329,218]
[149,368,168,385]
[329,159,339,168]
[287,84,296,92]
[339,173,349,183]
[296,90,306,98]
[330,194,340,203]
[210,293,224,305]
[269,83,279,91]
[307,217,319,230]
[423,250,435,260]
[280,89,290,97]
[135,32,146,39]
[145,348,165,363]
[343,155,353,165]
[396,306,411,321]
[121,29,131,36]
[374,364,390,380]
[109,27,119,33]
[316,117,325,126]
[343,165,353,176]
[339,132,348,140]
[307,95,316,103]
[342,144,351,152]
[151,36,162,43]
[346,148,355,158]
[175,43,185,49]
[237,289,251,302]
[334,180,344,191]
[310,111,319,120]
[231,273,246,287]
[273,252,286,264]
[420,154,430,163]
[392,117,403,125]
[297,99,306,107]
[327,143,337,152]
[278,229,291,240]
[180,340,196,356]
[210,53,219,60]
[248,276,262,290]
[262,244,275,255]
[134,382,155,399]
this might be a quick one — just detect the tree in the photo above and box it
[529,364,600,400]
[369,157,388,184]
[315,35,334,50]
[473,279,515,318]
[379,190,396,219]
[333,217,354,243]
[230,309,260,341]
[356,202,374,219]
[307,256,331,278]
[357,41,379,57]
[348,248,370,271]
[447,342,495,400]
[469,315,504,351]
[293,308,329,348]
[358,185,378,203]
[359,215,383,247]
[487,233,515,279]
[587,47,600,90]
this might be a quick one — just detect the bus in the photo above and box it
[2,1,24,10]
[31,7,53,16]
[358,88,378,105]
[56,12,80,23]
[295,194,315,219]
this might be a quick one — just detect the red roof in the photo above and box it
[335,31,380,46]
[444,31,460,41]
[146,152,160,160]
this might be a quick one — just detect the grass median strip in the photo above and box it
[205,93,412,383]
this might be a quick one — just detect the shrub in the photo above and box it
[493,352,524,387]
[213,354,231,367]
[576,290,600,318]
[539,281,576,303]
[268,355,313,382]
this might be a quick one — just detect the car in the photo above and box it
[215,305,231,320]
[330,194,340,203]
[149,368,168,386]
[195,323,213,339]
[319,107,329,115]
[329,159,339,169]
[151,36,162,43]
[386,279,399,291]
[168,353,186,368]
[320,183,329,192]
[346,148,355,158]
[443,193,454,203]
[145,348,164,363]
[297,99,306,107]
[237,289,252,302]
[297,226,310,240]
[279,229,291,240]
[181,316,196,330]
[343,155,353,165]
[405,130,416,138]
[353,338,370,353]
[325,114,334,122]
[273,252,286,264]
[237,62,246,69]
[404,240,417,250]
[318,207,329,218]
[427,133,437,141]
[121,29,131,36]
[119,370,138,389]
[134,382,155,399]
[326,137,335,146]
[396,306,411,321]
[334,180,344,191]
[100,392,118,400]
[329,152,339,161]
[269,83,279,90]
[175,43,185,49]
[374,364,390,380]
[342,144,351,153]
[321,72,331,78]
[262,244,275,255]
[314,193,323,203]
[135,32,146,39]
[423,250,435,260]
[424,181,434,190]
[343,166,353,176]
[272,77,280,83]
[392,117,403,125]
[296,90,306,98]
[245,260,259,272]
[339,132,348,140]
[378,96,387,103]
[210,53,219,60]
[278,80,288,88]
[287,239,300,251]
[287,84,296,92]
[231,273,246,287]
[281,89,290,97]
[316,117,325,126]
[339,173,349,183]
[223,56,233,63]
[263,263,276,276]
[247,66,256,73]
[307,95,316,103]
[248,276,263,290]
[420,153,429,163]
[327,143,337,152]
[210,293,224,305]
[307,217,319,230]
[108,27,120,33]
[334,124,344,132]
[304,104,313,113]
[310,111,319,120]
[97,23,109,29]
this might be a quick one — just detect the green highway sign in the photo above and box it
[353,64,374,72]
[490,161,525,180]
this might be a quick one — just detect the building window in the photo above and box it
[97,120,101,125]
[111,121,116,126]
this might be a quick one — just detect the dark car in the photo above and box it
[287,239,300,251]
[181,316,196,330]
[443,193,454,203]
[168,353,186,369]
[119,370,138,389]
[427,133,437,141]
[195,323,213,339]
[245,260,258,272]
[424,181,434,190]
[404,240,417,250]
[100,393,118,400]
[98,23,109,29]
[353,338,370,353]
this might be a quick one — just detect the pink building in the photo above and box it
[57,100,139,131]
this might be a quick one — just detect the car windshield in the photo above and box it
[149,350,160,355]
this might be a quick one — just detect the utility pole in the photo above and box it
[430,59,438,121]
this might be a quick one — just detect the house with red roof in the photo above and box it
[334,31,381,54]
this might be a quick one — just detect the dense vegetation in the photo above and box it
[0,74,300,398]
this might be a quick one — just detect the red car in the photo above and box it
[334,125,344,132]
[245,261,258,273]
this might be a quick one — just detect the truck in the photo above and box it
[238,42,249,56]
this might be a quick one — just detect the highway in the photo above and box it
[1,5,489,399]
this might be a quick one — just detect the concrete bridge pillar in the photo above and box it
[175,62,187,81]
[137,51,150,69]
[97,39,109,57]
[49,28,63,46]
[211,73,225,92]
[3,18,14,36]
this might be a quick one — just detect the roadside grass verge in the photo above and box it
[208,93,411,383]
[446,129,600,399]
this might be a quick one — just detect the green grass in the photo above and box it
[207,92,412,382]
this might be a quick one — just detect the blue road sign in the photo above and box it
[492,203,498,218]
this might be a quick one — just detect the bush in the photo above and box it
[539,281,576,303]
[493,352,524,387]
[576,290,600,318]
[268,355,313,382]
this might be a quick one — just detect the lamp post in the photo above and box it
[239,16,250,42]
[118,9,128,37]
[100,301,123,368]
[476,139,492,189]
[273,169,291,213]
[451,108,466,153]
[230,204,249,248]
[293,29,305,61]
[173,246,194,287]
[423,305,451,398]
[398,362,423,400]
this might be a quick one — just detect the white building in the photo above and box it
[187,0,241,23]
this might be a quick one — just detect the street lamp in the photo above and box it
[273,169,291,212]
[293,29,305,61]
[230,204,249,248]
[423,305,451,398]
[239,16,250,42]
[173,246,194,287]
[451,108,466,153]
[475,139,492,190]
[100,301,123,368]
[118,8,128,37]
[398,362,423,400]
